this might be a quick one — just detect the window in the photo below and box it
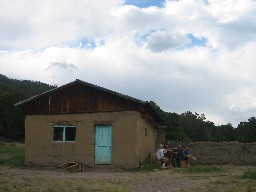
[53,126,64,141]
[53,125,76,142]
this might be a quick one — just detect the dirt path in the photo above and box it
[0,167,208,192]
[122,170,206,192]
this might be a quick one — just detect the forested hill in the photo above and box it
[0,74,56,98]
[0,74,56,139]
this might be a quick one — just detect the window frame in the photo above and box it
[53,125,76,142]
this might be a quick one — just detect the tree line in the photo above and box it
[149,101,256,143]
[0,74,255,143]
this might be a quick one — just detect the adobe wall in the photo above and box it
[189,142,256,165]
[25,111,157,168]
[136,114,158,164]
[155,128,166,149]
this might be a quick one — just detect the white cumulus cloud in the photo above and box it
[1,0,256,127]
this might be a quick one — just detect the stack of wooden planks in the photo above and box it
[57,161,84,172]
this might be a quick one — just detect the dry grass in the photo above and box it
[171,165,256,192]
[0,173,131,192]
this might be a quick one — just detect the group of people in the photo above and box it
[156,144,196,169]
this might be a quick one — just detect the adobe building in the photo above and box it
[15,79,165,168]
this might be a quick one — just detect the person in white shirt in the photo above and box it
[156,144,169,168]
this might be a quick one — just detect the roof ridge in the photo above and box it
[75,79,146,104]
[15,79,146,106]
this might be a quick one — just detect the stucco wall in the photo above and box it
[25,111,157,168]
[189,142,256,165]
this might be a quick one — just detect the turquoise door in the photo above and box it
[95,125,112,164]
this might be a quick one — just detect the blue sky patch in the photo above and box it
[66,39,97,49]
[186,34,208,47]
[124,0,165,8]
[79,39,96,48]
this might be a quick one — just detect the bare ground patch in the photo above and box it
[1,165,256,192]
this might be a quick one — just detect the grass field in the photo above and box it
[0,141,24,167]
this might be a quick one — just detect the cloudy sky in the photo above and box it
[1,0,256,127]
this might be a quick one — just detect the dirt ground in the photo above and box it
[1,165,256,192]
